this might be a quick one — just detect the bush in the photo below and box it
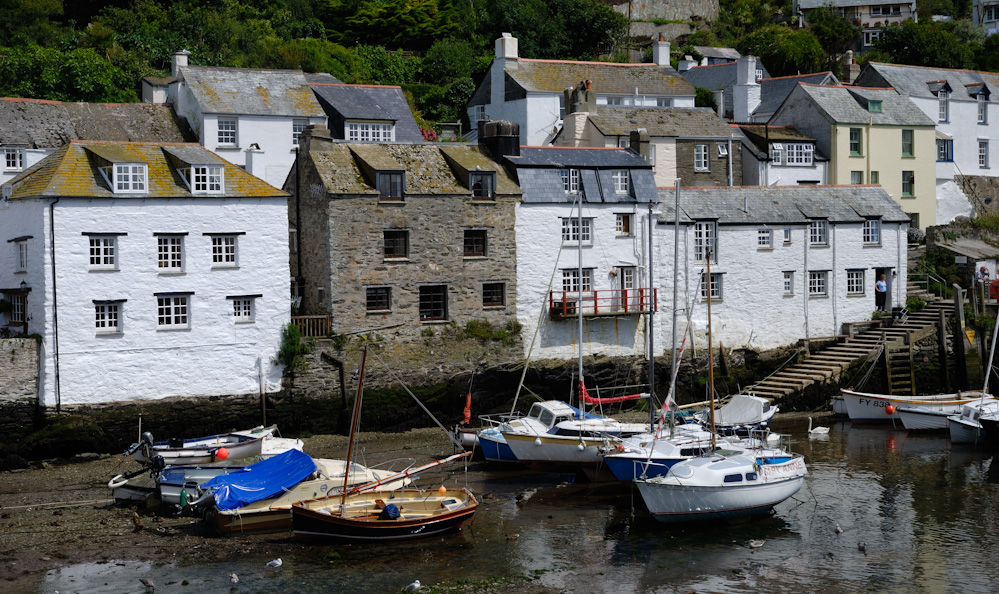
[906,295,927,312]
[907,226,925,244]
[464,319,523,346]
[275,323,311,370]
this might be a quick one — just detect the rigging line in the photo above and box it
[367,347,463,449]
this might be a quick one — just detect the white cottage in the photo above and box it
[0,140,290,407]
[143,51,327,189]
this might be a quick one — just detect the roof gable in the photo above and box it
[181,66,325,117]
[310,83,423,143]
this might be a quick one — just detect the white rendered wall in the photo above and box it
[765,162,827,186]
[524,93,563,145]
[937,178,976,223]
[1,149,55,185]
[12,196,290,406]
[0,199,46,336]
[202,114,323,189]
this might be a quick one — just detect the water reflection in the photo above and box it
[20,421,999,593]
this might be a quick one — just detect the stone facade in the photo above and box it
[607,0,719,22]
[676,138,742,185]
[0,338,38,404]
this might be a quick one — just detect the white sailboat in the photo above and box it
[948,311,999,443]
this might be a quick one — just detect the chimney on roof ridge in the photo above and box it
[734,55,761,122]
[653,34,670,67]
[172,50,190,80]
[678,55,697,73]
[496,33,518,60]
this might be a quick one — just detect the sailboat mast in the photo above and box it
[669,180,680,435]
[706,251,716,451]
[341,345,368,505]
[647,199,656,429]
[577,191,585,413]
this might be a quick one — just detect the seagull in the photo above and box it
[748,539,765,549]
[835,523,843,535]
[858,542,867,555]
[403,579,421,591]
[266,558,282,568]
[139,578,155,590]
[808,417,830,436]
[229,573,239,584]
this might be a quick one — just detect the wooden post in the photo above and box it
[938,308,950,390]
[953,284,968,390]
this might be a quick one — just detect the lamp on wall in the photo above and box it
[19,280,28,292]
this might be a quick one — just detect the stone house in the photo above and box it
[770,84,936,228]
[0,98,195,184]
[309,82,424,144]
[854,62,999,223]
[143,51,327,189]
[795,0,917,53]
[739,125,829,186]
[0,140,290,407]
[654,185,910,352]
[286,123,522,342]
[467,34,695,146]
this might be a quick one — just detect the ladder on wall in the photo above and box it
[884,343,916,395]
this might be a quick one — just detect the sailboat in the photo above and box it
[948,313,999,443]
[291,345,478,542]
[635,250,807,523]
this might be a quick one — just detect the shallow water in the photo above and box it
[27,420,999,593]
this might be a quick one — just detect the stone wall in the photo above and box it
[0,338,39,405]
[606,0,719,22]
[676,139,743,186]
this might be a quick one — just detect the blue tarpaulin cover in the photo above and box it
[201,448,317,511]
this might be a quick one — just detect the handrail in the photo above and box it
[548,288,657,317]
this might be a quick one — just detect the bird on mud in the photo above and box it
[835,523,844,535]
[139,577,155,590]
[132,512,143,533]
[858,542,867,555]
[265,558,282,568]
[403,579,421,591]
[229,573,239,584]
[748,539,765,549]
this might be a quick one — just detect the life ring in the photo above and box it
[107,474,129,489]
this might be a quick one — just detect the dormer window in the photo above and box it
[378,171,404,201]
[612,170,630,194]
[4,147,24,171]
[347,122,394,142]
[469,172,495,200]
[193,165,224,194]
[979,92,989,124]
[100,163,147,194]
[939,91,950,122]
[868,100,882,113]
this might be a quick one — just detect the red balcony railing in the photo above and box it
[548,288,657,319]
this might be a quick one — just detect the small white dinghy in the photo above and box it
[128,425,280,466]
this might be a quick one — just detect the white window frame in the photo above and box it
[157,235,184,271]
[700,272,722,300]
[783,228,792,244]
[156,295,190,329]
[561,268,593,293]
[783,271,794,295]
[938,91,950,122]
[612,170,629,194]
[864,30,880,46]
[4,147,24,171]
[15,239,27,272]
[980,141,990,168]
[293,119,308,145]
[95,302,121,334]
[231,297,255,323]
[863,220,881,245]
[210,235,238,267]
[346,121,394,142]
[472,105,486,122]
[192,165,224,194]
[758,228,772,248]
[694,221,717,262]
[979,93,988,124]
[785,143,813,166]
[694,144,709,171]
[808,271,828,296]
[616,213,633,236]
[717,144,728,157]
[561,168,579,194]
[809,220,828,246]
[218,118,238,146]
[88,236,118,270]
[561,217,593,245]
[100,163,147,194]
[847,269,865,295]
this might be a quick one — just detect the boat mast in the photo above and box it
[706,250,716,451]
[669,180,680,436]
[577,191,585,414]
[341,344,368,505]
[647,199,655,429]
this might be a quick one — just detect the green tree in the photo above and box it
[481,0,627,60]
[0,45,136,102]
[805,6,860,74]
[0,0,68,47]
[736,24,823,77]
[874,20,974,69]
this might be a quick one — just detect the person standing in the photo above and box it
[875,274,887,311]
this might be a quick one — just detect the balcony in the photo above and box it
[548,288,657,320]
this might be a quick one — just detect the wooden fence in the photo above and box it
[291,315,331,338]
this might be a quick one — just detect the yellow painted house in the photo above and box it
[771,84,936,228]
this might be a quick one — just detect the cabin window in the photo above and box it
[723,474,743,483]
[745,472,759,481]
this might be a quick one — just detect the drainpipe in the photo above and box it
[49,198,61,413]
[831,224,837,336]
[803,224,809,346]
[727,135,734,186]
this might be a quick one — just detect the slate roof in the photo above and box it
[656,185,909,224]
[855,62,999,99]
[5,140,285,200]
[737,125,828,161]
[693,46,741,61]
[757,72,839,116]
[679,61,772,118]
[798,0,913,8]
[0,98,196,147]
[180,66,325,117]
[587,107,735,138]
[310,83,423,143]
[305,73,344,84]
[506,147,657,204]
[790,84,935,126]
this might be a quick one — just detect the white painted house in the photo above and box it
[738,124,829,186]
[143,51,327,189]
[468,34,695,146]
[0,140,289,407]
[854,62,999,223]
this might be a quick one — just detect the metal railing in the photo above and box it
[291,314,331,338]
[548,288,657,318]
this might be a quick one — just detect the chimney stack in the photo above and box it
[495,33,518,60]
[734,55,761,122]
[678,55,698,73]
[479,120,521,160]
[629,129,650,162]
[172,50,190,79]
[652,33,671,67]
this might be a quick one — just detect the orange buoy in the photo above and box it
[439,485,447,496]
[215,447,230,460]
[885,405,895,415]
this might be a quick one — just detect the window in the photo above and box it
[656,98,671,107]
[366,287,391,311]
[868,100,882,113]
[89,236,117,270]
[4,148,23,171]
[482,282,505,307]
[15,239,27,272]
[902,171,914,196]
[755,68,764,81]
[472,105,486,122]
[561,218,592,244]
[938,91,950,122]
[771,143,783,165]
[384,230,409,259]
[871,6,883,15]
[870,171,880,184]
[419,285,448,321]
[616,213,633,236]
[700,272,722,300]
[562,268,593,293]
[783,228,792,244]
[347,122,394,142]
[469,172,495,199]
[647,144,656,166]
[851,171,863,185]
[847,270,865,295]
[211,235,238,267]
[694,221,717,262]
[561,169,579,194]
[809,220,828,245]
[909,212,920,229]
[605,96,623,106]
[378,172,404,200]
[980,93,989,124]
[758,229,772,248]
[157,235,184,271]
[618,138,630,148]
[864,220,881,244]
[94,302,121,334]
[987,5,999,20]
[100,163,147,193]
[192,165,224,194]
[694,144,709,171]
[464,229,487,257]
[718,144,728,157]
[218,118,237,146]
[785,143,813,166]
[849,128,862,155]
[612,170,629,194]
[7,292,25,324]
[156,295,189,328]
[980,141,990,168]
[808,271,828,296]
[901,129,914,157]
[863,30,880,47]
[293,119,308,145]
[783,271,794,295]
[937,139,954,162]
[231,297,255,322]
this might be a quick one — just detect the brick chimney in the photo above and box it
[841,50,860,83]
[734,55,761,122]
[629,129,650,162]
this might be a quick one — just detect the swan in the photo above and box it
[808,417,830,435]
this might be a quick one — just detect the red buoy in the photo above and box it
[215,447,230,460]
[885,404,895,415]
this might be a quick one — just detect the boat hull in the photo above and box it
[949,417,986,444]
[602,454,682,482]
[478,429,518,462]
[502,432,611,468]
[840,389,989,423]
[897,407,955,431]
